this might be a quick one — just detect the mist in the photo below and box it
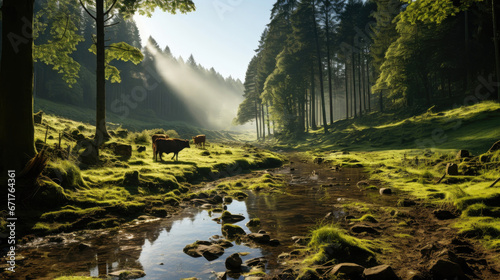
[146,42,245,131]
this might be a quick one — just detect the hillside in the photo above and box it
[274,101,500,155]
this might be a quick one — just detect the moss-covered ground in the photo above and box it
[267,101,500,274]
[1,113,283,237]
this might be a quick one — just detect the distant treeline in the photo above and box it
[0,0,243,127]
[235,0,500,138]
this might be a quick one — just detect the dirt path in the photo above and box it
[273,153,500,280]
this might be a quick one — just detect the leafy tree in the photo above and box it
[0,0,82,173]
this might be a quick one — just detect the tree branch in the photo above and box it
[104,0,118,16]
[79,0,96,20]
[104,14,115,23]
[105,45,135,52]
[104,21,120,28]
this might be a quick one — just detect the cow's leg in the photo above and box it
[171,153,176,161]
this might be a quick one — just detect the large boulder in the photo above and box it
[225,253,242,271]
[363,265,399,280]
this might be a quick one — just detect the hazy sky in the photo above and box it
[134,1,275,81]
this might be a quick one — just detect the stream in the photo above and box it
[10,156,392,279]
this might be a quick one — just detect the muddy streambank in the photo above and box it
[4,153,500,279]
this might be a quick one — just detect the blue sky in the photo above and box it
[134,0,275,81]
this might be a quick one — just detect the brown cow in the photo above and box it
[192,134,206,148]
[155,138,190,161]
[152,134,169,161]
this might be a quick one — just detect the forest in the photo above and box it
[1,0,500,280]
[235,0,500,139]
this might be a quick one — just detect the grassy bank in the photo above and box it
[2,113,283,237]
[285,102,500,258]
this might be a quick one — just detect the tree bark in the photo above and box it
[310,63,317,129]
[325,13,334,125]
[312,2,328,133]
[0,0,36,173]
[95,0,110,146]
[351,51,357,118]
[492,0,500,102]
[344,59,349,119]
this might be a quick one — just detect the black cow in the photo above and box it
[155,138,190,161]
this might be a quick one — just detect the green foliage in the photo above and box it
[89,42,144,83]
[401,0,483,24]
[34,0,84,86]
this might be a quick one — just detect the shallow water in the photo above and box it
[11,158,385,279]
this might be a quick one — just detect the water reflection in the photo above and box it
[12,160,373,279]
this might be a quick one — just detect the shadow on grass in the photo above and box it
[156,160,197,166]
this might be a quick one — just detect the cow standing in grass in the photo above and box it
[193,134,206,148]
[155,138,190,161]
[152,134,169,161]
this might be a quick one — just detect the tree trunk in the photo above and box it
[324,10,334,125]
[358,51,363,116]
[492,0,500,101]
[310,63,317,130]
[366,52,371,112]
[344,59,349,119]
[254,99,260,140]
[351,51,357,118]
[95,0,110,146]
[261,103,265,141]
[0,0,36,172]
[312,3,328,133]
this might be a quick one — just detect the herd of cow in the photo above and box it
[151,134,206,161]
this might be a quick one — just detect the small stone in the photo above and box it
[429,259,465,280]
[258,230,267,234]
[363,265,399,280]
[114,144,132,158]
[351,225,379,235]
[456,150,470,159]
[137,146,146,153]
[330,263,364,278]
[245,257,267,268]
[225,253,242,271]
[357,180,370,188]
[269,239,280,246]
[223,196,233,203]
[109,269,146,279]
[379,188,392,195]
[78,243,91,251]
[247,233,271,243]
[446,163,459,175]
[246,218,261,227]
[433,209,456,220]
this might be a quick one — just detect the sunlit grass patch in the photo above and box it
[305,225,378,265]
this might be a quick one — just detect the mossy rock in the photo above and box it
[32,179,70,208]
[222,224,246,239]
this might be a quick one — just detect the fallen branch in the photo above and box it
[436,173,446,184]
[488,177,500,188]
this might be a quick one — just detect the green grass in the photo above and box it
[18,112,285,236]
[305,225,378,265]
